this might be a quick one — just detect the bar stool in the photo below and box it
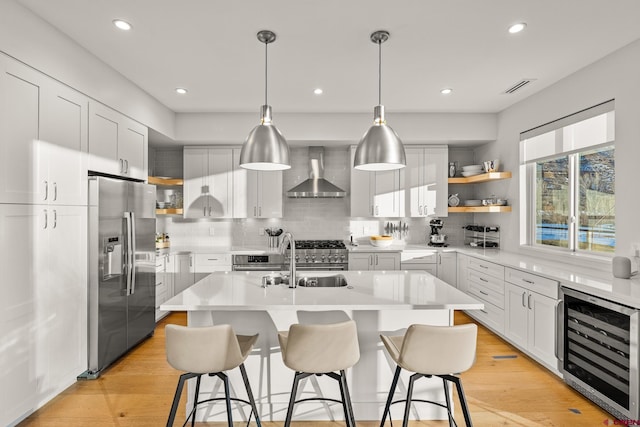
[165,324,261,427]
[278,320,360,427]
[379,323,478,427]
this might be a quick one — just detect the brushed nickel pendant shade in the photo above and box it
[354,30,406,171]
[240,30,291,171]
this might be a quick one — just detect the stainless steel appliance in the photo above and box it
[285,240,348,270]
[79,176,156,379]
[232,254,285,271]
[428,218,447,247]
[557,287,639,420]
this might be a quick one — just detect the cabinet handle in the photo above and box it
[478,264,489,269]
[208,206,212,216]
[53,209,57,229]
[43,209,48,229]
[369,255,373,266]
[124,159,129,173]
[254,206,257,216]
[44,180,48,201]
[259,206,262,217]
[203,206,206,216]
[371,205,374,216]
[528,293,532,309]
[119,158,124,173]
[418,205,422,215]
[522,292,526,307]
[190,257,193,267]
[375,254,379,265]
[479,290,489,296]
[479,277,488,282]
[53,182,57,201]
[480,309,488,314]
[523,278,534,285]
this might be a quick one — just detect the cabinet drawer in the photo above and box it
[468,279,504,309]
[468,257,504,280]
[194,253,232,272]
[467,302,504,335]
[505,268,558,299]
[468,268,504,294]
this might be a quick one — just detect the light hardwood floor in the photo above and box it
[19,311,614,426]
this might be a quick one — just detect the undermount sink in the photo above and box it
[297,274,348,288]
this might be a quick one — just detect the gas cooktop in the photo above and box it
[288,240,347,250]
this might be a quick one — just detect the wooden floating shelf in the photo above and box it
[156,208,183,215]
[448,206,512,213]
[448,171,512,184]
[148,176,184,186]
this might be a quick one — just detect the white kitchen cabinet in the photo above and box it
[183,148,233,218]
[404,146,448,217]
[437,252,457,286]
[0,56,86,205]
[349,251,400,271]
[155,253,174,321]
[192,252,233,282]
[174,253,196,295]
[456,254,469,293]
[0,204,87,425]
[350,146,405,217]
[400,251,456,285]
[232,148,283,218]
[504,268,558,369]
[88,100,147,180]
[465,258,505,334]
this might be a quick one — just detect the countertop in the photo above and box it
[160,270,484,311]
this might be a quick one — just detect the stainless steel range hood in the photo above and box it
[286,147,346,198]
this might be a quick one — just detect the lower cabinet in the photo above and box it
[504,268,559,369]
[349,251,400,271]
[174,253,196,296]
[400,251,457,286]
[192,253,232,282]
[155,253,174,321]
[465,258,505,334]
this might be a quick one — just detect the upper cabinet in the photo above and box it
[88,100,147,180]
[0,55,88,206]
[183,148,233,218]
[405,146,448,218]
[448,172,512,213]
[350,146,405,217]
[232,148,283,218]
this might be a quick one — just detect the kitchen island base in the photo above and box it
[185,309,455,422]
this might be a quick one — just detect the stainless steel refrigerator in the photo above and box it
[79,175,156,379]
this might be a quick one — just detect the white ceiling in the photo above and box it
[17,0,640,116]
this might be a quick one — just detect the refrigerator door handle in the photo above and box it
[130,211,137,295]
[124,212,133,295]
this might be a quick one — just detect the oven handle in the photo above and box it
[232,265,283,271]
[555,298,564,363]
[297,265,347,271]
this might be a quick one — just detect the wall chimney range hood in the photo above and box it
[286,147,346,198]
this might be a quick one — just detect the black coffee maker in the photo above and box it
[428,218,447,246]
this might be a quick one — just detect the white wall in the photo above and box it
[477,38,640,266]
[0,0,175,139]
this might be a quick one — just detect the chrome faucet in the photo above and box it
[279,231,296,288]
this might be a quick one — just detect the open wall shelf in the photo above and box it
[448,171,512,184]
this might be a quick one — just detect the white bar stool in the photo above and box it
[165,324,261,427]
[278,319,360,427]
[379,323,478,427]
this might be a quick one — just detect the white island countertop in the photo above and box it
[160,270,483,312]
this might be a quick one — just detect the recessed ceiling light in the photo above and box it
[508,22,527,34]
[440,88,453,95]
[113,19,132,31]
[175,88,188,95]
[313,88,323,95]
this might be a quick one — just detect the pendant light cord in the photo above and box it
[378,39,382,105]
[264,41,268,105]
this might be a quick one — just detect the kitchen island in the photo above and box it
[161,270,483,422]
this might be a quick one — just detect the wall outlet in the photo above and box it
[209,227,215,236]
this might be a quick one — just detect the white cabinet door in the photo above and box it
[405,146,448,218]
[0,57,43,204]
[40,80,88,206]
[88,101,147,179]
[174,253,195,295]
[0,205,38,425]
[373,252,400,270]
[350,146,403,217]
[437,252,457,286]
[456,254,469,292]
[183,148,209,218]
[349,252,374,270]
[528,292,557,367]
[505,282,529,350]
[232,148,282,218]
[208,149,233,218]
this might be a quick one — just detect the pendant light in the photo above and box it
[354,30,406,171]
[240,30,291,170]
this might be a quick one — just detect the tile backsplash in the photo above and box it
[155,146,474,249]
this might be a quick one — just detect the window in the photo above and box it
[521,101,615,255]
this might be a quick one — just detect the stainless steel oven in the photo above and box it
[232,254,284,271]
[558,287,640,420]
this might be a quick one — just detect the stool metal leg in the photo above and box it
[441,378,454,427]
[239,363,262,427]
[217,372,233,427]
[339,370,356,427]
[284,372,304,427]
[402,373,419,427]
[442,374,473,427]
[192,375,201,427]
[380,365,401,427]
[167,372,199,427]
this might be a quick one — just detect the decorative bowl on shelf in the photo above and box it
[461,170,483,177]
[370,235,394,247]
[461,164,483,172]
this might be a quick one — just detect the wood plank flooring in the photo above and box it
[19,311,615,426]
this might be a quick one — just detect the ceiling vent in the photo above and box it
[504,78,536,94]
